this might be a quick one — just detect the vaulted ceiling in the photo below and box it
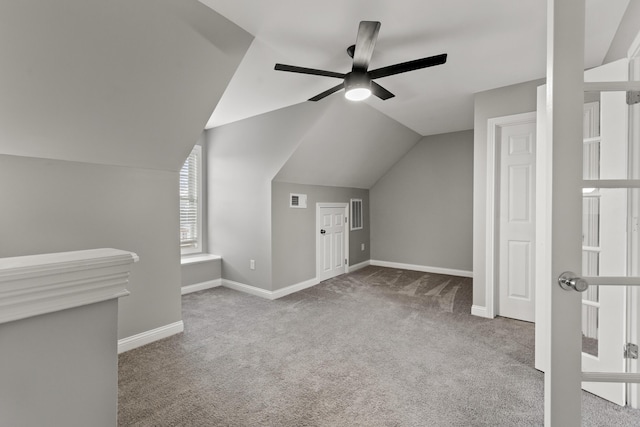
[0,0,252,171]
[200,0,630,137]
[273,97,421,189]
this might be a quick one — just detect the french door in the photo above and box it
[578,59,630,406]
[544,0,640,424]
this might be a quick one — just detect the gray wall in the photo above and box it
[207,103,329,291]
[1,300,118,427]
[181,259,222,287]
[472,79,544,308]
[0,155,181,339]
[272,182,370,289]
[370,130,474,272]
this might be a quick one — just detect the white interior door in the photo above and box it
[536,57,639,414]
[541,3,640,423]
[579,59,629,406]
[499,121,536,322]
[316,204,348,282]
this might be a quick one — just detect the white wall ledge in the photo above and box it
[181,253,221,265]
[0,248,138,324]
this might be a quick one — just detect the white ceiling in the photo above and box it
[200,0,630,136]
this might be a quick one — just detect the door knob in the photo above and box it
[320,229,326,234]
[558,271,589,292]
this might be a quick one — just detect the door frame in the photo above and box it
[484,111,538,319]
[315,202,349,281]
[627,31,640,409]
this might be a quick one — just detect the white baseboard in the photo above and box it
[369,260,473,278]
[222,277,320,300]
[181,278,222,295]
[117,320,184,354]
[471,305,493,319]
[347,260,370,273]
[222,279,275,299]
[271,277,320,299]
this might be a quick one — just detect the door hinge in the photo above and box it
[627,91,640,105]
[345,217,348,223]
[624,343,638,359]
[345,259,348,265]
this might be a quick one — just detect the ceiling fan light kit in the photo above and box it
[274,20,447,102]
[344,73,371,101]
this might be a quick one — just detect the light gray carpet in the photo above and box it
[118,266,640,426]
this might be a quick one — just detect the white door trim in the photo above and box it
[485,111,537,319]
[627,30,640,410]
[315,203,349,281]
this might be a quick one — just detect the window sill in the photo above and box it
[181,253,221,266]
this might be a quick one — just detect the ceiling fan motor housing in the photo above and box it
[344,72,370,91]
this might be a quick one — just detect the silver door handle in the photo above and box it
[558,271,589,292]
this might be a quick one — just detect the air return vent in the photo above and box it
[290,193,307,208]
[350,198,363,230]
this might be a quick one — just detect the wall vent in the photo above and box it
[290,193,307,208]
[350,198,363,230]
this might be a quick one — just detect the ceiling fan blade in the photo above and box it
[275,64,346,79]
[308,83,345,102]
[352,21,381,71]
[368,53,447,80]
[370,82,395,100]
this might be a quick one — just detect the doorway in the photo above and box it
[485,112,537,321]
[316,203,349,282]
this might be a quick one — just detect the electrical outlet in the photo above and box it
[361,243,365,251]
[250,259,255,270]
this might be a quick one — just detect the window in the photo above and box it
[350,198,363,231]
[180,145,202,254]
[581,101,600,356]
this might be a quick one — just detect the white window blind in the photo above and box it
[180,145,201,253]
[350,198,363,231]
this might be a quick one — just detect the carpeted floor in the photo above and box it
[118,266,640,426]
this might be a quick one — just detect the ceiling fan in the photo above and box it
[274,21,447,102]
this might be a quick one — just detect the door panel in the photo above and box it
[317,205,348,282]
[508,241,531,299]
[322,233,332,273]
[509,165,532,221]
[499,121,536,322]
